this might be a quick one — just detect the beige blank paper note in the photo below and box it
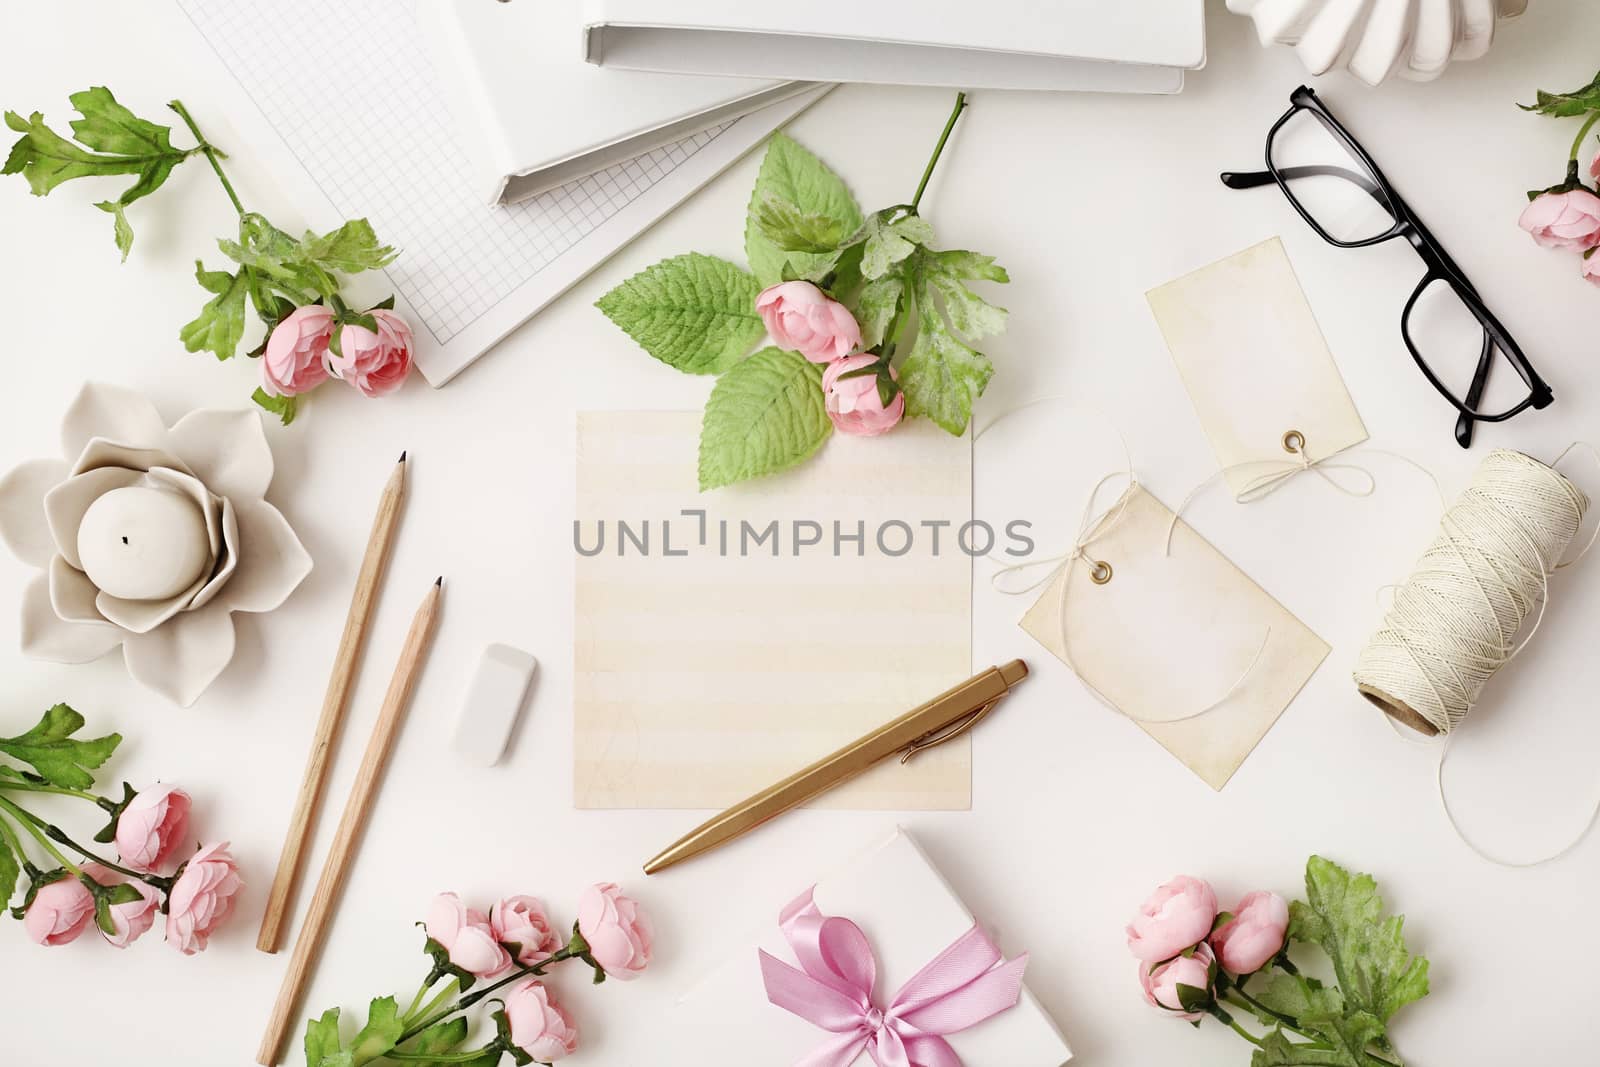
[1020,485,1328,789]
[575,412,973,810]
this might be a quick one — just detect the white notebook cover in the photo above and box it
[583,0,1205,93]
[675,829,1073,1066]
[424,0,821,204]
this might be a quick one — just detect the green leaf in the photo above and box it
[851,274,904,349]
[1290,856,1429,1028]
[411,1018,468,1057]
[1174,982,1210,1013]
[296,218,397,274]
[900,288,993,436]
[698,347,831,491]
[754,194,850,253]
[596,253,765,375]
[2,88,190,258]
[180,260,251,360]
[0,705,119,790]
[349,996,403,1063]
[1519,70,1600,116]
[1251,1027,1377,1067]
[745,133,863,286]
[0,832,17,912]
[304,1007,353,1067]
[919,249,1009,340]
[252,388,299,426]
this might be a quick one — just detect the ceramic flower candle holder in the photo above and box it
[0,382,311,705]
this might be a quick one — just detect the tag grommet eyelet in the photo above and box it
[1089,560,1113,585]
[1281,429,1305,454]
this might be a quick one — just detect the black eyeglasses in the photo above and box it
[1223,86,1553,448]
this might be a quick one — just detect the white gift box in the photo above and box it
[676,829,1072,1066]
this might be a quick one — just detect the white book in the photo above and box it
[582,0,1206,94]
[676,829,1073,1066]
[425,0,821,204]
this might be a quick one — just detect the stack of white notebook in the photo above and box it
[432,0,1207,206]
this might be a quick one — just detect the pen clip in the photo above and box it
[899,696,1004,765]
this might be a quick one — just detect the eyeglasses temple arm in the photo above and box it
[1221,165,1387,208]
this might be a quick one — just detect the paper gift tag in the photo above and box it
[1019,484,1328,789]
[1147,238,1367,497]
[675,829,1073,1066]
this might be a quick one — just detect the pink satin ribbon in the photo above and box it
[758,888,1029,1067]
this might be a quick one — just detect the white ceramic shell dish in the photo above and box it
[0,382,312,706]
[1227,0,1529,86]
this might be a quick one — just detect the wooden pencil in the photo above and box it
[256,577,443,1067]
[257,452,408,955]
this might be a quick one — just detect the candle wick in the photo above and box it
[121,536,129,545]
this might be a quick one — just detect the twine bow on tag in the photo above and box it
[758,889,1028,1067]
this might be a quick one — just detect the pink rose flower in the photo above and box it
[23,874,95,946]
[332,309,414,398]
[425,892,511,978]
[502,979,579,1062]
[262,305,334,397]
[821,354,905,437]
[1591,148,1600,182]
[1518,188,1600,249]
[1209,891,1289,975]
[491,895,561,966]
[1126,875,1218,963]
[1583,250,1599,287]
[165,842,243,955]
[577,882,652,981]
[756,281,863,363]
[115,783,191,874]
[82,863,161,949]
[1139,941,1215,1022]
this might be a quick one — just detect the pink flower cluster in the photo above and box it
[422,883,653,1062]
[1126,875,1289,1022]
[23,784,241,955]
[757,281,905,437]
[1517,149,1600,286]
[261,305,414,400]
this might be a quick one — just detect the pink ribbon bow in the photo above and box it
[758,889,1029,1067]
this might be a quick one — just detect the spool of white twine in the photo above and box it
[1354,449,1589,737]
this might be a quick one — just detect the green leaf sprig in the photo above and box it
[4,87,400,425]
[596,92,1009,490]
[1519,69,1600,200]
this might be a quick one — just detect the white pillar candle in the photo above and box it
[77,486,211,601]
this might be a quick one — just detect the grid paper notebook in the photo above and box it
[574,412,974,810]
[178,0,814,384]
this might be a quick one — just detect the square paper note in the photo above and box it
[1020,484,1328,789]
[1147,238,1367,497]
[574,412,972,809]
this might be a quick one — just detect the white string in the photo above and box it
[1354,447,1600,867]
[974,398,1269,726]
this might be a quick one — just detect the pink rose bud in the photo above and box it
[491,895,561,966]
[577,882,652,981]
[1518,188,1600,249]
[23,874,95,946]
[262,304,335,397]
[1209,891,1290,975]
[1591,148,1600,183]
[1126,875,1218,963]
[114,783,192,874]
[821,354,905,437]
[502,978,580,1062]
[425,892,512,978]
[1583,250,1599,287]
[164,842,243,955]
[756,281,863,364]
[82,863,161,949]
[332,309,414,398]
[1139,941,1215,1022]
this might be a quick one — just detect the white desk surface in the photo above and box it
[3,2,1599,1063]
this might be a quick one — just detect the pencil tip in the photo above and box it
[434,575,443,588]
[398,450,407,463]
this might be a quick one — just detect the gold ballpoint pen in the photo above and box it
[644,659,1030,875]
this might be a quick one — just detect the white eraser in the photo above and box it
[453,643,538,766]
